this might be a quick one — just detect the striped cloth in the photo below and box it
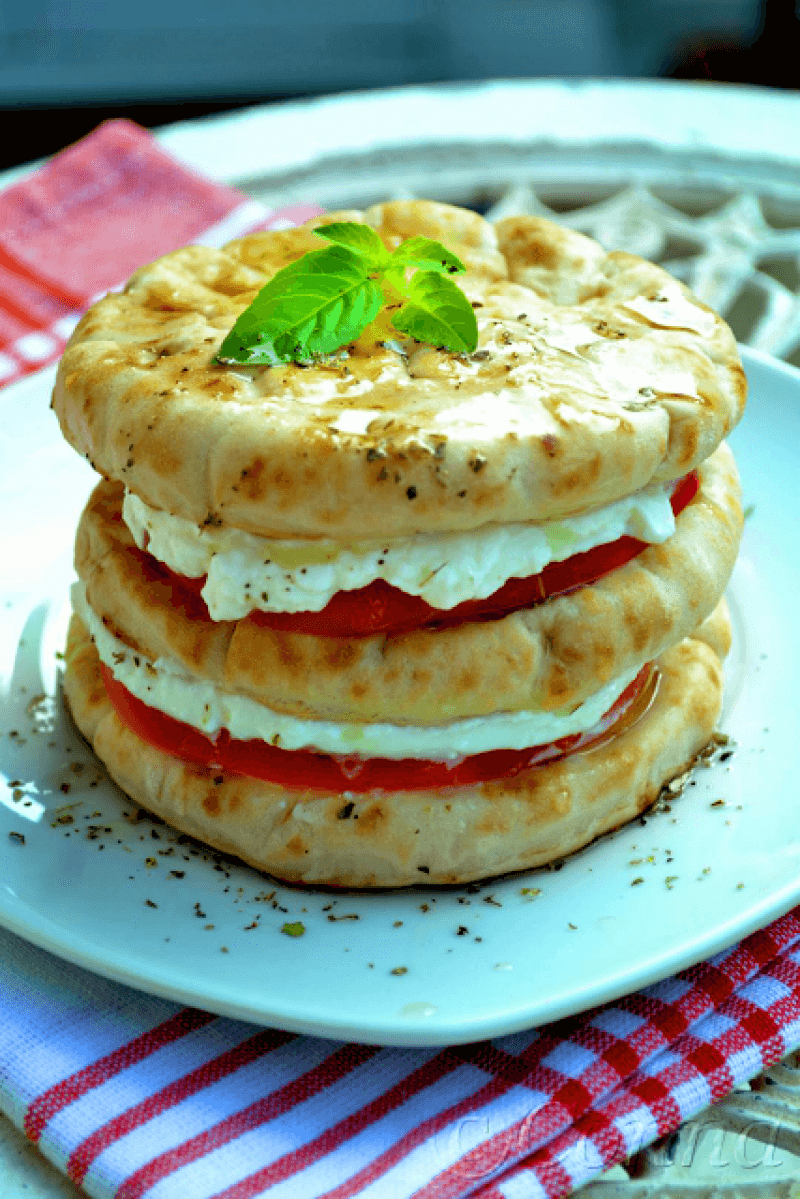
[2,117,800,1198]
[2,916,800,1198]
[0,118,320,387]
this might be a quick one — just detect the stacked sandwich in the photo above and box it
[53,201,745,887]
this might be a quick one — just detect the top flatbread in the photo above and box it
[52,201,746,539]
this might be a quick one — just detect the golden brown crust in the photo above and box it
[74,443,741,722]
[52,201,746,539]
[63,608,729,888]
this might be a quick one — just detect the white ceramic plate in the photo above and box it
[0,345,797,1047]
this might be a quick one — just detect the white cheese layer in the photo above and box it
[75,584,639,762]
[122,478,678,621]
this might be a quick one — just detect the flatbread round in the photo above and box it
[75,442,741,722]
[52,201,745,539]
[63,605,729,888]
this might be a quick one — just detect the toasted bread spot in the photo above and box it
[286,835,307,856]
[551,469,591,498]
[544,667,571,703]
[678,423,699,466]
[475,808,511,835]
[357,804,386,834]
[141,434,183,479]
[324,641,357,669]
[271,468,293,494]
[623,608,651,654]
[240,459,267,501]
[515,235,558,270]
[455,669,477,692]
[558,642,587,667]
[203,791,222,817]
[276,637,303,670]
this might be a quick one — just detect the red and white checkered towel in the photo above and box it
[0,118,320,387]
[2,916,800,1198]
[1,119,800,1199]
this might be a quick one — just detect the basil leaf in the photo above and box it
[215,226,477,365]
[314,222,389,270]
[216,246,382,365]
[390,270,478,353]
[389,237,465,276]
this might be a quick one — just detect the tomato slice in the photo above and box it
[100,663,653,793]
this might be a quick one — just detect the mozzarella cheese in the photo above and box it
[75,584,639,762]
[122,477,678,622]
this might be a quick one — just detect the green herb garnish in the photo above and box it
[215,223,478,365]
[281,921,306,937]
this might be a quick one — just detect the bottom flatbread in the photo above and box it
[63,603,730,888]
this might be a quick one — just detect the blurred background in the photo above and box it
[0,0,797,173]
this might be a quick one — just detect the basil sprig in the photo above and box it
[215,223,478,365]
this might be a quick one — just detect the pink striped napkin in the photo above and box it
[0,118,320,387]
[1,118,800,1198]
